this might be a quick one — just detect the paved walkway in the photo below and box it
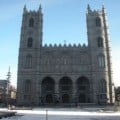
[0,110,16,119]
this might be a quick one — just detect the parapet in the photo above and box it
[43,43,88,48]
[87,4,104,15]
[23,4,42,15]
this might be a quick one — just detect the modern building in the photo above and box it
[17,5,115,106]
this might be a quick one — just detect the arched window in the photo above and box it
[97,37,103,47]
[96,17,101,27]
[29,18,34,27]
[24,80,31,93]
[26,54,32,68]
[27,37,33,48]
[98,55,105,68]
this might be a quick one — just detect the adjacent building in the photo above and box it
[0,79,9,104]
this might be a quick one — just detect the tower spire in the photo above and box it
[38,4,42,12]
[102,4,106,14]
[87,4,91,12]
[23,4,27,13]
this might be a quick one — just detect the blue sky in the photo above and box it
[0,0,120,87]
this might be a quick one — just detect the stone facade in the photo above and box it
[17,5,115,106]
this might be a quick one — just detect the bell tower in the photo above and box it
[86,5,115,104]
[20,5,43,48]
[17,5,43,105]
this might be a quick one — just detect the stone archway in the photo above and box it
[41,77,55,104]
[59,76,73,103]
[77,76,90,103]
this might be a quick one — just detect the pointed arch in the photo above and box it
[29,18,34,27]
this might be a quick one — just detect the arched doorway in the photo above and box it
[41,77,55,104]
[59,77,72,92]
[59,77,72,103]
[77,76,90,103]
[46,94,53,103]
[62,94,70,103]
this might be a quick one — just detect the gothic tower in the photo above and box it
[17,5,43,105]
[86,5,115,104]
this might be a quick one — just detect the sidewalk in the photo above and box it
[0,110,16,119]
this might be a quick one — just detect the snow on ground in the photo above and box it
[1,108,120,120]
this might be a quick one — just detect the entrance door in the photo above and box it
[46,94,53,103]
[62,94,70,103]
[79,94,86,103]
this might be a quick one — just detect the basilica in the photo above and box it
[17,5,115,106]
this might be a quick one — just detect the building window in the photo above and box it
[97,37,103,48]
[29,18,34,27]
[96,17,101,27]
[27,37,33,48]
[26,54,32,68]
[98,55,105,68]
